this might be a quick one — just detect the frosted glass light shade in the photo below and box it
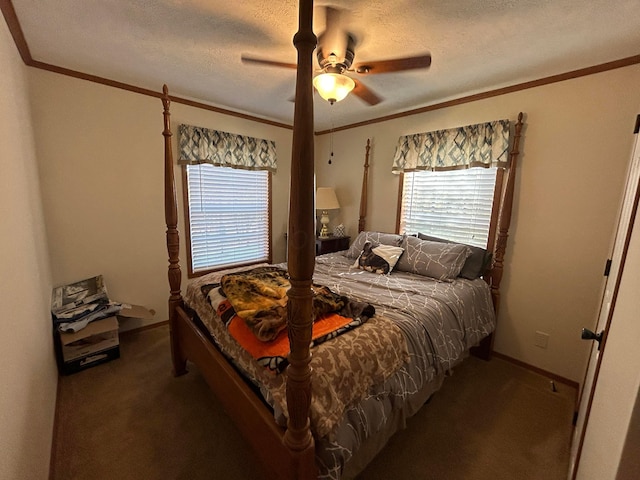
[313,73,355,104]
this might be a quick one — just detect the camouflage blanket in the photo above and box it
[214,266,374,342]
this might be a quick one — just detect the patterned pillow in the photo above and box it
[396,235,471,281]
[346,231,404,259]
[417,233,492,279]
[354,241,405,275]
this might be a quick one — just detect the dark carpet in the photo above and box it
[50,325,576,480]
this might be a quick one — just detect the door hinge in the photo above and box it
[604,258,612,276]
[634,114,640,134]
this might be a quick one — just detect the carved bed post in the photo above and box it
[490,112,524,314]
[358,139,371,233]
[162,85,186,376]
[473,113,524,360]
[283,0,317,476]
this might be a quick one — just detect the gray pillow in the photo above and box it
[396,235,471,281]
[417,233,492,279]
[346,231,404,259]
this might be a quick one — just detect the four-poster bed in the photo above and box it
[161,2,524,479]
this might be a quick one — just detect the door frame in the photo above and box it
[569,120,640,479]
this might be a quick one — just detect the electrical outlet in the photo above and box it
[535,331,549,349]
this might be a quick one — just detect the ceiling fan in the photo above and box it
[241,6,431,106]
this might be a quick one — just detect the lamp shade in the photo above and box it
[316,187,340,210]
[312,73,355,104]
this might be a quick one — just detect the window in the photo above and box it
[399,167,497,248]
[184,163,271,275]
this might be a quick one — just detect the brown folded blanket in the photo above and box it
[216,266,374,342]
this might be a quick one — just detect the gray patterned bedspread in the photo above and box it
[184,252,496,480]
[311,252,495,479]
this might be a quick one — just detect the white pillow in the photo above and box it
[354,241,405,275]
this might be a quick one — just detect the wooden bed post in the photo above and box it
[358,139,371,233]
[474,112,524,359]
[162,85,187,376]
[283,0,317,477]
[489,112,524,314]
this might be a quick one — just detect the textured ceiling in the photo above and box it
[10,0,640,131]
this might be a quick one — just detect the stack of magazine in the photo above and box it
[51,275,122,333]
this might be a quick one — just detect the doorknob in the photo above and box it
[581,328,604,350]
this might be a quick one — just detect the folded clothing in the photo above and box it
[57,302,122,333]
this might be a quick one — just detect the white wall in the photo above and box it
[28,70,293,330]
[0,18,58,480]
[316,64,640,383]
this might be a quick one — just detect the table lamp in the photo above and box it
[316,187,340,238]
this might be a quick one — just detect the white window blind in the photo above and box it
[400,168,497,248]
[186,164,270,273]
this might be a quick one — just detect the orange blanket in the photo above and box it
[217,298,366,373]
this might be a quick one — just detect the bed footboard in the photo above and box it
[163,87,317,478]
[172,305,316,479]
[162,1,318,477]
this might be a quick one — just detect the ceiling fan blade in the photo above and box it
[352,79,383,106]
[241,55,297,70]
[353,54,431,74]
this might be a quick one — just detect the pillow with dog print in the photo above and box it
[354,241,405,275]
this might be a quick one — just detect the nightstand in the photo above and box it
[315,236,350,256]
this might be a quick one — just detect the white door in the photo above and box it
[568,116,640,479]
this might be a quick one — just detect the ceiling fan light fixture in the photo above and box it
[313,73,355,104]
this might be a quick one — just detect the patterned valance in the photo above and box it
[391,119,510,173]
[178,124,277,172]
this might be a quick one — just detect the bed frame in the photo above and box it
[161,2,523,478]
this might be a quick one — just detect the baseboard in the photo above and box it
[492,351,579,390]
